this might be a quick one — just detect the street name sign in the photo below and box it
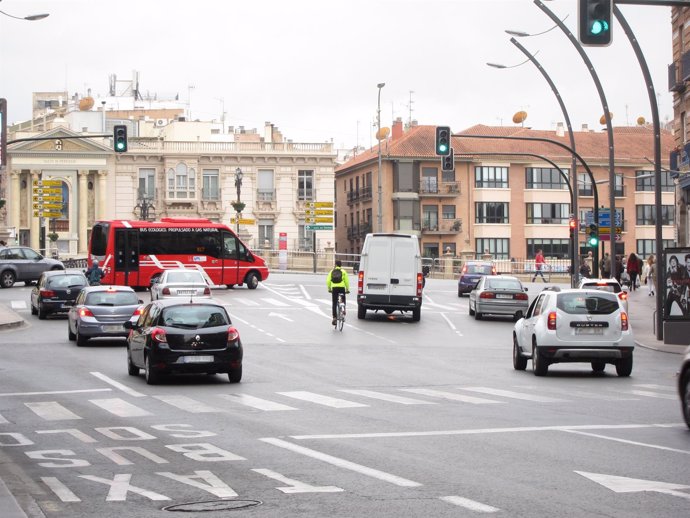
[305,224,333,231]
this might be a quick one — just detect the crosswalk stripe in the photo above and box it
[153,395,222,413]
[460,387,566,403]
[625,390,677,400]
[218,394,297,411]
[400,388,501,405]
[0,412,8,424]
[89,398,152,417]
[229,298,260,306]
[25,402,82,421]
[10,300,27,310]
[277,391,368,408]
[634,384,676,392]
[261,298,291,307]
[338,389,436,405]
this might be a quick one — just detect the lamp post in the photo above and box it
[232,167,244,235]
[376,82,385,232]
[0,1,49,20]
[134,195,155,221]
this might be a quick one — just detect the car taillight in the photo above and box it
[547,311,557,330]
[151,327,167,343]
[491,267,497,275]
[132,306,144,317]
[79,307,94,318]
[358,271,364,295]
[621,312,629,331]
[479,292,495,299]
[40,289,56,298]
[203,287,211,295]
[227,326,240,343]
[618,292,628,301]
[416,273,423,296]
[162,287,171,295]
[514,293,529,300]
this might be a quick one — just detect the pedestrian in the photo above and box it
[646,254,656,296]
[626,252,640,291]
[584,251,593,277]
[532,249,547,282]
[614,255,623,283]
[85,259,104,286]
[600,253,611,279]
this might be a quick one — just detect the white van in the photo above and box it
[356,233,424,322]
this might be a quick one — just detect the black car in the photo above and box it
[125,298,243,385]
[30,270,89,319]
[458,261,497,296]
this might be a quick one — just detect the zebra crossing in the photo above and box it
[0,383,678,425]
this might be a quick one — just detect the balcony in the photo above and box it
[347,186,373,205]
[346,222,373,241]
[419,181,461,197]
[668,50,690,93]
[421,219,462,234]
[255,189,278,215]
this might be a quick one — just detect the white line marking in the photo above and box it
[42,477,81,502]
[10,300,27,310]
[218,394,297,411]
[277,391,368,408]
[440,312,462,335]
[625,390,677,400]
[90,372,146,398]
[460,387,566,403]
[299,284,312,300]
[440,495,500,513]
[634,384,675,391]
[260,438,421,487]
[0,388,112,398]
[262,297,290,307]
[564,430,690,454]
[0,412,6,424]
[90,398,152,417]
[25,402,81,421]
[229,297,260,307]
[252,468,343,493]
[338,389,436,405]
[401,388,501,405]
[153,395,221,413]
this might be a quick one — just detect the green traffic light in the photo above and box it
[438,144,448,153]
[590,20,608,35]
[589,237,598,246]
[116,142,125,151]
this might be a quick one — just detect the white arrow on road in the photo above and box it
[268,312,293,322]
[576,471,690,500]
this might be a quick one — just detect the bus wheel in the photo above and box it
[245,273,259,290]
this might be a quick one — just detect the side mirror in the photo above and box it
[523,287,529,292]
[123,320,134,330]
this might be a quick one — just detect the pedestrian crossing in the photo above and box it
[0,384,678,425]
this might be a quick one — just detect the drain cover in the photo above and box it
[163,499,262,512]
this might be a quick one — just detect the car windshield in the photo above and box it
[581,282,621,294]
[467,264,493,274]
[557,293,619,315]
[485,278,522,290]
[86,291,139,306]
[160,305,229,329]
[165,271,205,284]
[48,275,86,288]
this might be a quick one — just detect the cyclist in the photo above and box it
[327,260,350,326]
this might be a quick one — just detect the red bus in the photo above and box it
[88,218,269,289]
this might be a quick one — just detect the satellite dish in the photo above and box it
[599,112,613,125]
[513,111,528,124]
[637,116,646,125]
[376,127,390,141]
[79,97,94,111]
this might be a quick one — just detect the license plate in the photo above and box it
[177,290,195,295]
[496,294,513,299]
[182,355,214,363]
[103,324,123,332]
[576,328,604,335]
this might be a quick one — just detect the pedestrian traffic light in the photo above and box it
[578,0,612,46]
[113,124,128,153]
[569,218,577,233]
[588,223,599,247]
[441,149,454,172]
[435,126,451,156]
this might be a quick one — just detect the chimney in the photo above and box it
[581,123,589,132]
[556,122,565,137]
[392,117,404,140]
[264,121,274,143]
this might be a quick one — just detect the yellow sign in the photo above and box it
[32,196,63,203]
[33,211,62,218]
[308,201,334,208]
[32,187,62,195]
[38,203,63,210]
[230,218,256,225]
[306,209,333,216]
[306,217,334,224]
[32,179,63,187]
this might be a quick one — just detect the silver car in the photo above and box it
[0,245,64,288]
[469,275,529,321]
[150,269,211,300]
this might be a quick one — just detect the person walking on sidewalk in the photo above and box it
[646,254,656,296]
[532,249,547,282]
[626,252,640,291]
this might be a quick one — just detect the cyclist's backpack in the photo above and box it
[331,268,343,284]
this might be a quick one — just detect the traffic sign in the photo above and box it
[32,196,62,203]
[37,203,63,210]
[305,224,333,231]
[229,218,255,225]
[32,179,62,187]
[32,187,61,195]
[308,201,334,208]
[305,209,333,216]
[306,217,334,224]
[33,211,62,218]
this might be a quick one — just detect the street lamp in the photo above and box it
[0,1,49,20]
[134,194,155,221]
[376,82,385,232]
[232,167,244,235]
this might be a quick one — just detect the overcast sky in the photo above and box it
[0,0,675,150]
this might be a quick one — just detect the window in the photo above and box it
[636,205,674,225]
[442,205,456,220]
[257,170,275,201]
[525,167,569,190]
[475,238,509,259]
[393,161,416,192]
[393,199,419,231]
[578,173,593,196]
[613,174,624,197]
[298,223,314,251]
[202,169,220,200]
[423,205,439,230]
[475,166,508,188]
[636,239,677,257]
[526,239,569,259]
[635,170,675,192]
[298,170,314,200]
[442,242,456,256]
[423,243,439,258]
[421,167,438,193]
[526,203,570,224]
[475,202,508,223]
[138,168,155,199]
[258,219,274,248]
[167,163,196,199]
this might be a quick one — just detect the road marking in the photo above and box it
[440,495,500,513]
[42,477,81,502]
[634,384,675,391]
[10,300,27,310]
[25,402,82,421]
[260,438,421,487]
[229,297,260,307]
[338,389,436,405]
[0,388,112,398]
[576,471,690,500]
[89,398,152,417]
[440,312,463,336]
[277,391,369,408]
[564,430,690,454]
[460,387,566,403]
[90,372,146,398]
[252,468,343,493]
[262,297,290,307]
[0,413,6,424]
[625,390,676,400]
[268,312,293,322]
[401,388,501,405]
[154,395,222,413]
[218,394,297,411]
[299,284,312,300]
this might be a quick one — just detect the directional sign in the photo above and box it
[305,224,333,231]
[32,187,61,195]
[32,195,62,203]
[229,218,255,225]
[305,209,333,216]
[306,217,334,224]
[33,211,62,218]
[308,201,334,208]
[33,179,62,187]
[37,203,63,210]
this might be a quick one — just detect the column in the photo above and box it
[78,170,89,254]
[30,171,40,250]
[10,171,21,238]
[97,171,107,220]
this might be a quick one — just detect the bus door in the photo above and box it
[114,228,140,286]
[221,231,240,285]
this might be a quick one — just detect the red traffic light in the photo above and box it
[569,218,577,230]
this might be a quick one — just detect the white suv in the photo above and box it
[513,287,634,377]
[577,277,628,313]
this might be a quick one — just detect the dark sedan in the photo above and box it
[458,261,496,296]
[30,270,88,319]
[125,298,243,385]
[67,285,143,346]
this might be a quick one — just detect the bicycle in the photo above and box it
[335,293,346,331]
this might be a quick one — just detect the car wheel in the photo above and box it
[38,302,48,320]
[245,272,259,290]
[591,361,606,373]
[411,307,421,322]
[357,304,366,320]
[681,369,690,430]
[532,341,548,376]
[228,366,242,383]
[76,329,88,347]
[474,308,482,320]
[30,302,37,315]
[145,355,161,385]
[0,270,16,289]
[127,348,139,376]
[513,311,523,322]
[615,355,633,377]
[513,334,527,371]
[68,322,76,341]
[468,301,475,316]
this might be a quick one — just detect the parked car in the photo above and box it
[679,345,690,429]
[458,261,496,296]
[0,245,64,288]
[67,285,143,346]
[469,275,529,321]
[577,277,629,312]
[30,270,89,319]
[124,298,243,385]
[150,269,211,300]
[513,287,634,377]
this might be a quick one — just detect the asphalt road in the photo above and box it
[0,274,687,518]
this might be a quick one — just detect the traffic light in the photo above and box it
[569,217,577,235]
[435,126,451,156]
[588,223,599,247]
[113,124,128,153]
[441,149,454,172]
[578,0,612,46]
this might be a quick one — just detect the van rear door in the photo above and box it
[389,238,417,298]
[364,237,392,297]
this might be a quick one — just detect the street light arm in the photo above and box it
[0,8,49,20]
[486,53,539,69]
[505,13,568,38]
